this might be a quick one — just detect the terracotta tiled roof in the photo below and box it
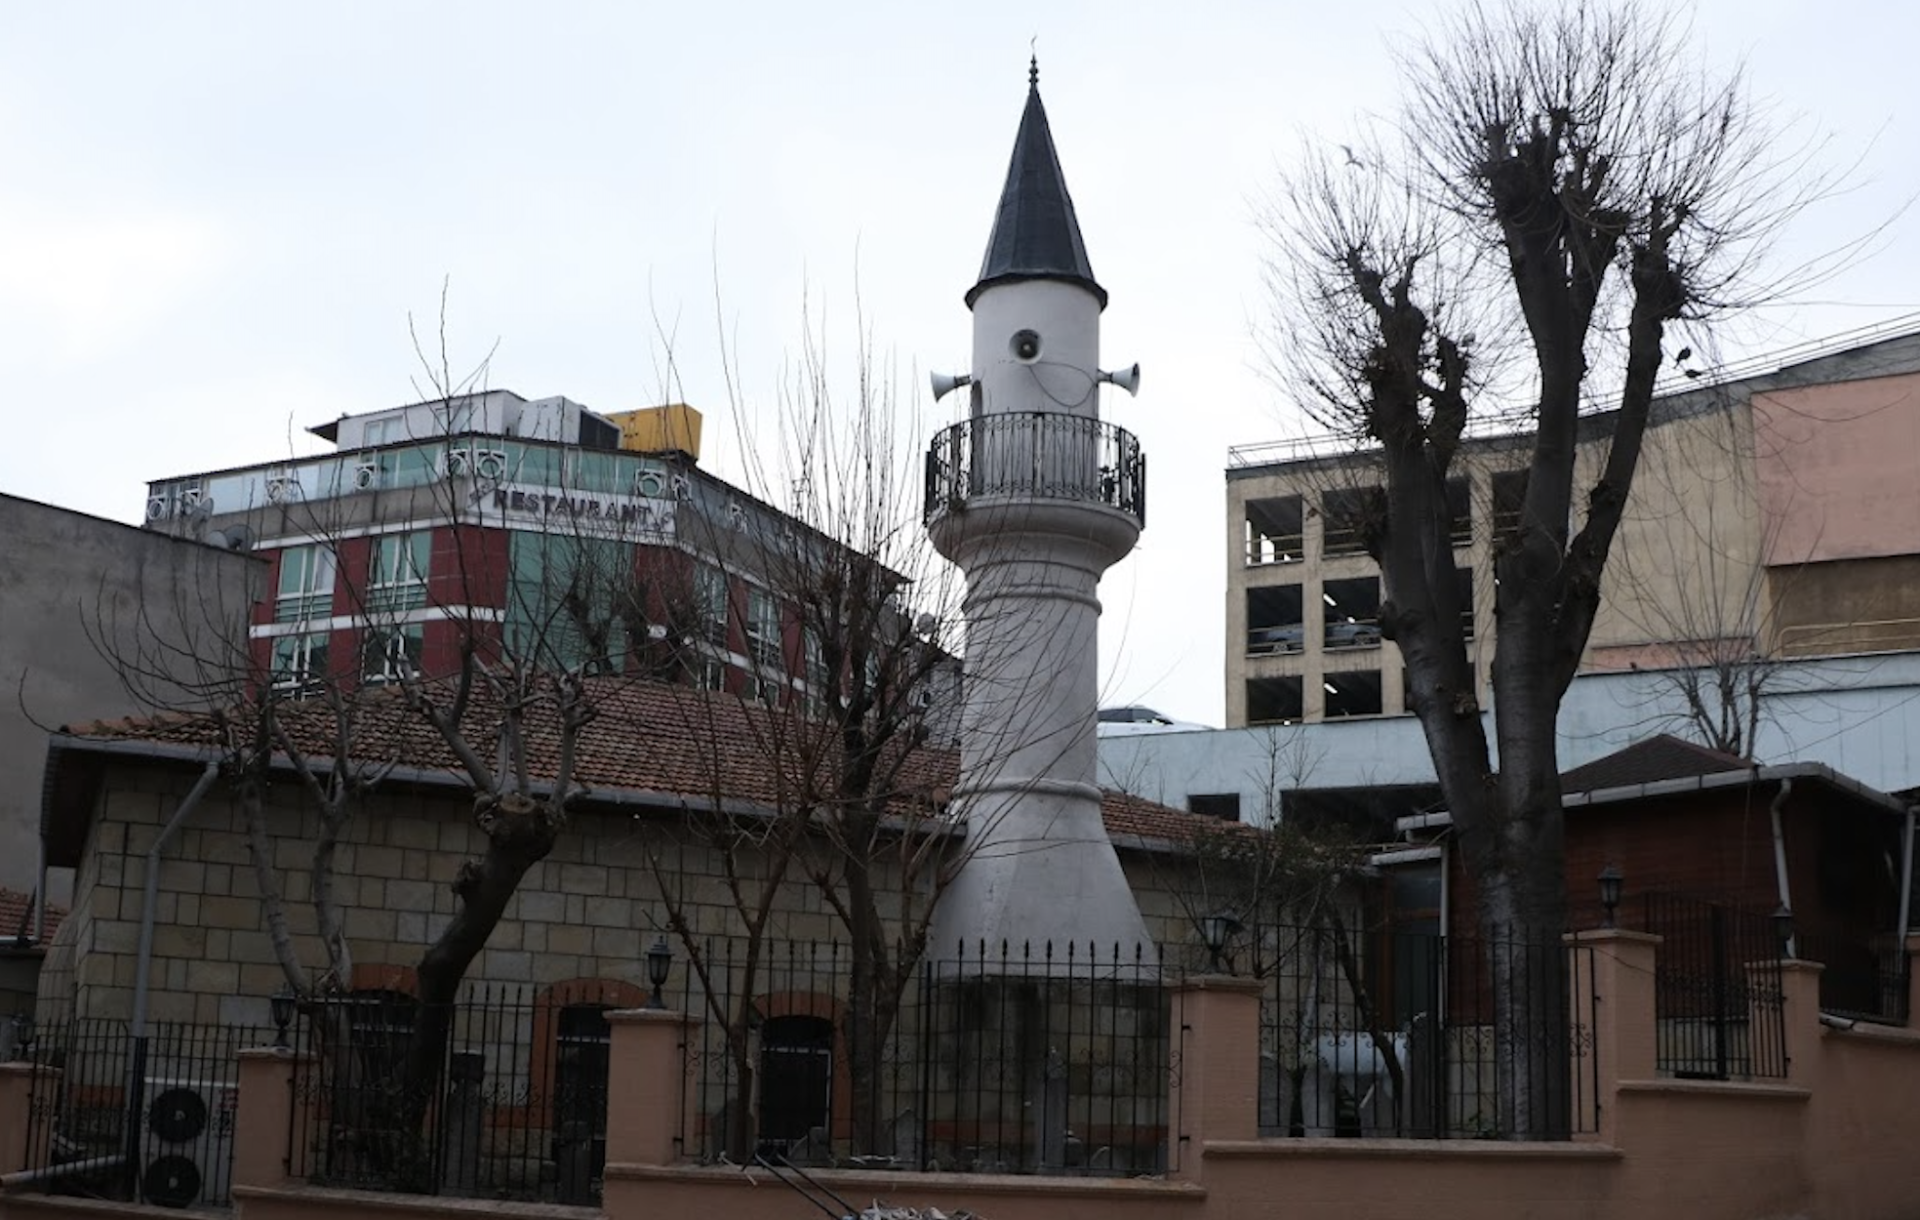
[0,888,63,944]
[1560,734,1752,796]
[62,678,1207,846]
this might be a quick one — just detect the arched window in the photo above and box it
[758,1015,834,1156]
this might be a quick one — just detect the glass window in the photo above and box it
[271,632,331,694]
[367,532,431,612]
[275,545,336,624]
[505,533,632,673]
[695,564,730,648]
[1187,793,1241,821]
[747,587,781,668]
[361,625,423,684]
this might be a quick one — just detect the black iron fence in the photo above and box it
[1635,893,1789,1080]
[923,413,1146,525]
[20,1015,257,1208]
[1254,924,1600,1140]
[286,984,619,1206]
[671,937,1168,1175]
[1796,927,1911,1025]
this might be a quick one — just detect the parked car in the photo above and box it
[1096,705,1210,736]
[1247,624,1307,655]
[1325,620,1383,648]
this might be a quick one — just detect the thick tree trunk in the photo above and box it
[389,792,563,1187]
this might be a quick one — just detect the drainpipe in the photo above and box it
[123,759,219,1202]
[1769,778,1796,958]
[131,761,220,1038]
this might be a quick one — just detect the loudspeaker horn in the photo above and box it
[930,371,973,402]
[1101,363,1142,396]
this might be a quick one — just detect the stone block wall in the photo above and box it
[43,759,1197,1025]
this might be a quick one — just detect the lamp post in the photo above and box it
[1598,865,1624,928]
[270,987,295,1050]
[646,937,673,1009]
[1771,905,1796,960]
[1201,911,1242,974]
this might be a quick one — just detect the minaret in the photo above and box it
[926,61,1154,960]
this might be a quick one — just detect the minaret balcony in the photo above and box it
[923,412,1146,527]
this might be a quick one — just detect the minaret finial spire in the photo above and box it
[1029,44,1038,91]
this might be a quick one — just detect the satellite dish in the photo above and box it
[217,524,255,552]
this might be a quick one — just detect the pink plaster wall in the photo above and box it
[1752,371,1920,566]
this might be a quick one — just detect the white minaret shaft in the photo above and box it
[926,62,1154,962]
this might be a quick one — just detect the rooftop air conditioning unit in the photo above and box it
[145,495,171,522]
[264,472,295,504]
[138,1077,238,1208]
[353,462,379,490]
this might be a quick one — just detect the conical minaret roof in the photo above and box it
[966,59,1107,310]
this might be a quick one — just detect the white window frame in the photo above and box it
[361,625,423,685]
[367,531,430,612]
[271,631,330,694]
[275,545,336,624]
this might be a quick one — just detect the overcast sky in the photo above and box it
[5,1,1916,725]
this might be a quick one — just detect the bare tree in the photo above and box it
[1263,0,1823,1136]
[642,292,1062,1159]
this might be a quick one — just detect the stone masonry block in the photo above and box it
[592,926,640,959]
[202,864,234,897]
[93,921,139,955]
[531,954,582,985]
[517,890,565,923]
[585,896,633,928]
[198,832,251,868]
[148,991,195,1023]
[387,819,438,851]
[395,911,426,945]
[547,925,593,956]
[359,846,404,879]
[239,963,285,998]
[346,908,397,942]
[483,950,533,983]
[202,896,262,930]
[229,932,277,965]
[156,859,206,895]
[186,960,240,994]
[560,863,608,894]
[77,952,118,987]
[386,879,435,912]
[152,925,209,958]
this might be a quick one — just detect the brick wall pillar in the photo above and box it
[604,1007,698,1168]
[233,1047,311,1191]
[1567,929,1657,1145]
[1166,976,1262,1182]
[0,1061,49,1178]
[1774,958,1826,1089]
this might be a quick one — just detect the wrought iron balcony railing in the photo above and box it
[924,412,1146,526]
